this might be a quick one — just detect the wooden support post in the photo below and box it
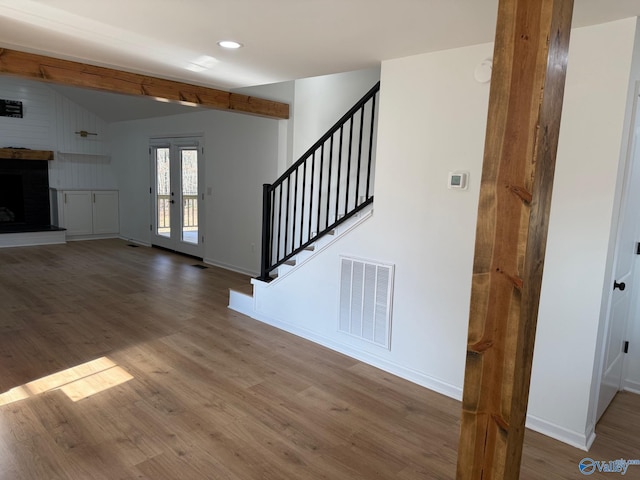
[456,0,574,479]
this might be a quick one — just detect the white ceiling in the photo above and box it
[1,0,640,121]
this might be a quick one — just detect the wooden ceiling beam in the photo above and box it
[0,48,289,120]
[456,0,574,478]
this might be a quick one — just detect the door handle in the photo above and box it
[614,281,626,291]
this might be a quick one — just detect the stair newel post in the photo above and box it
[259,183,273,281]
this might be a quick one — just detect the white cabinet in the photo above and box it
[63,191,93,235]
[55,190,119,238]
[92,191,119,235]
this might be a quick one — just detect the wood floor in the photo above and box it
[0,239,637,479]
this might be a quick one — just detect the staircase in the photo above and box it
[229,81,380,309]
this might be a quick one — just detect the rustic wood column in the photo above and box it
[456,1,573,479]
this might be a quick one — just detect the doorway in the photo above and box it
[150,137,204,258]
[597,90,640,421]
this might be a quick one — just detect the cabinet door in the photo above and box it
[92,191,119,235]
[63,191,93,235]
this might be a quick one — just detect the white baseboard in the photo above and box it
[229,300,599,451]
[0,230,66,248]
[67,234,119,241]
[204,258,258,277]
[623,380,640,395]
[230,303,463,401]
[118,236,151,247]
[525,414,594,451]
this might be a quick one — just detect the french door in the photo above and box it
[150,138,204,258]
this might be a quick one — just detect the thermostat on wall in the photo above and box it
[448,171,468,190]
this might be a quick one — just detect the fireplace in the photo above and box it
[0,159,52,233]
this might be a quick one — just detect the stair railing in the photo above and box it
[259,81,380,281]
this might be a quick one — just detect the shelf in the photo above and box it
[0,148,54,161]
[57,151,110,158]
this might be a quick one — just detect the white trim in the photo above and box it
[623,380,640,394]
[204,258,258,277]
[525,414,595,451]
[118,236,151,247]
[66,234,119,241]
[0,230,66,248]
[231,302,463,401]
[228,289,253,313]
[149,136,204,258]
[149,132,205,141]
[263,205,374,285]
[230,295,600,451]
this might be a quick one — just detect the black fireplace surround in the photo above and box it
[0,159,53,233]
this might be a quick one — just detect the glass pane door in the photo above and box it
[181,148,198,245]
[150,139,203,258]
[155,147,171,238]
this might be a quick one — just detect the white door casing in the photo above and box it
[150,137,204,258]
[596,93,640,420]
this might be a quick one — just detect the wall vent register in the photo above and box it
[339,256,394,349]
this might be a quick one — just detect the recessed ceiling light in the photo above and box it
[218,40,243,49]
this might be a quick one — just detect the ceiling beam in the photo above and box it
[0,48,289,120]
[456,0,573,478]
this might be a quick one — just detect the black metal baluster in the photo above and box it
[270,187,276,266]
[366,92,377,200]
[316,144,325,236]
[300,159,307,246]
[308,150,315,239]
[258,82,378,276]
[345,115,354,215]
[285,176,291,256]
[334,125,344,225]
[259,183,272,280]
[292,168,299,251]
[355,105,365,206]
[277,182,283,260]
[325,135,334,234]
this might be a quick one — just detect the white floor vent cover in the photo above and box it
[339,256,394,349]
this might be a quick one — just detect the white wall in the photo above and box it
[232,80,295,174]
[0,77,55,150]
[249,18,639,449]
[531,18,638,447]
[109,109,280,275]
[253,40,492,399]
[234,68,381,173]
[0,77,115,190]
[292,67,381,161]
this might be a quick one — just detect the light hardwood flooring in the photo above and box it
[0,239,638,479]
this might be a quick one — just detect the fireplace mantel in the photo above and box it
[0,148,54,161]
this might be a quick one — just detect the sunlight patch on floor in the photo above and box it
[0,357,133,406]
